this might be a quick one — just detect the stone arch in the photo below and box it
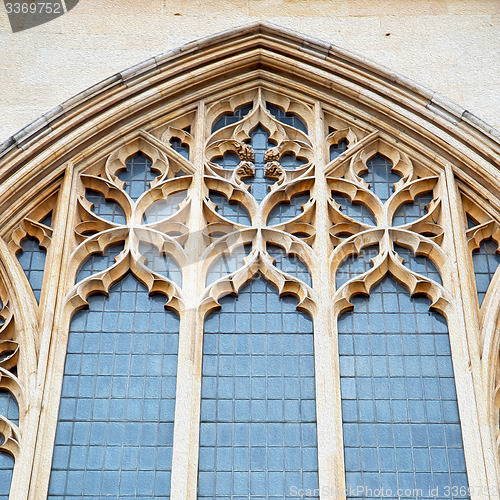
[0,22,499,500]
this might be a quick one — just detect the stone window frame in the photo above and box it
[0,22,498,500]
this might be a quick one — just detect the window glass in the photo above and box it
[360,155,401,203]
[117,153,158,202]
[338,278,469,499]
[198,278,319,499]
[17,236,46,302]
[48,274,179,499]
[472,239,500,306]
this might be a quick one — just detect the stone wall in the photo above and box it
[0,0,499,142]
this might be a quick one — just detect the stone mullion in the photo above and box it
[312,102,345,498]
[23,163,79,500]
[170,101,207,500]
[442,166,499,498]
[0,240,38,500]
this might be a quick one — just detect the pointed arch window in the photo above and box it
[0,23,497,500]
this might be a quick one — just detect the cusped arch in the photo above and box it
[1,22,499,213]
[0,21,500,500]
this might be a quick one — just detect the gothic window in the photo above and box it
[0,24,497,500]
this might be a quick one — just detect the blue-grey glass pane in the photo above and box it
[466,215,478,230]
[209,192,251,226]
[0,390,19,426]
[212,105,253,133]
[170,138,190,160]
[117,153,158,201]
[267,193,310,226]
[267,245,312,287]
[0,452,14,500]
[86,189,127,225]
[266,104,308,134]
[244,126,276,203]
[330,139,348,161]
[360,155,401,203]
[392,193,433,226]
[336,246,379,289]
[41,211,53,227]
[212,153,240,169]
[76,244,124,283]
[17,236,46,302]
[199,278,319,499]
[472,239,500,306]
[393,245,442,285]
[48,274,179,499]
[332,194,376,226]
[206,245,252,286]
[139,243,182,287]
[339,277,469,499]
[142,192,187,224]
[279,153,305,170]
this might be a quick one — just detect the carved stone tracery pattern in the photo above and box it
[0,36,499,495]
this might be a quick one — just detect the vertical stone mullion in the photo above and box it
[170,101,207,500]
[442,165,499,498]
[24,163,79,500]
[312,102,346,498]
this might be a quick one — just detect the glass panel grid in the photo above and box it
[169,138,190,160]
[142,192,187,224]
[206,245,252,286]
[48,274,179,499]
[0,452,13,500]
[393,245,442,285]
[76,244,125,283]
[266,104,308,134]
[0,390,19,426]
[209,191,251,226]
[198,278,319,499]
[279,153,305,170]
[332,193,376,226]
[336,246,379,289]
[392,194,433,226]
[267,193,310,226]
[361,155,401,203]
[117,153,158,201]
[338,278,469,499]
[86,189,127,225]
[17,236,47,302]
[139,243,182,287]
[212,105,253,133]
[472,239,500,306]
[466,215,477,230]
[330,139,348,161]
[267,245,312,287]
[41,211,53,227]
[212,153,240,169]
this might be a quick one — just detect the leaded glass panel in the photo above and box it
[48,274,179,499]
[339,278,468,499]
[361,155,401,203]
[472,239,500,306]
[209,192,251,226]
[0,453,14,500]
[198,278,319,499]
[212,105,253,133]
[17,236,46,302]
[117,153,158,201]
[86,189,127,225]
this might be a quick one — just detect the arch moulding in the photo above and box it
[0,22,499,500]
